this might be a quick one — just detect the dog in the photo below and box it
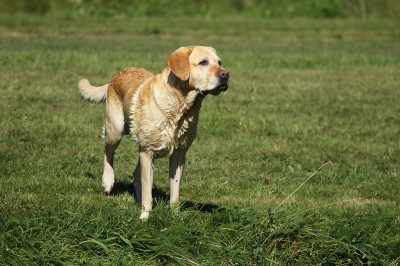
[78,46,229,220]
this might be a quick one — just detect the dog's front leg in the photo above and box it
[139,149,154,220]
[169,150,186,211]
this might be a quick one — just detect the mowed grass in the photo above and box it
[1,14,400,264]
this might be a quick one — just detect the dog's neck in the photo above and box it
[165,69,203,111]
[145,69,204,129]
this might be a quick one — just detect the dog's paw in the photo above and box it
[102,170,115,194]
[103,186,113,194]
[102,178,114,194]
[139,210,150,221]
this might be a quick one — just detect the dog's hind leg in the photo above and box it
[133,158,141,202]
[102,99,125,194]
[169,150,186,212]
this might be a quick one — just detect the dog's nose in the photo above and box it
[218,69,229,79]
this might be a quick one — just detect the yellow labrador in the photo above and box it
[78,46,229,220]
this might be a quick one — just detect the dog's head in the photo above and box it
[167,46,229,95]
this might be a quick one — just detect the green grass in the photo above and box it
[1,0,400,18]
[1,14,400,265]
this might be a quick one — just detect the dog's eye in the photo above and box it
[198,59,209,66]
[218,61,222,66]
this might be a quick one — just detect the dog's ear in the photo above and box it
[167,46,194,81]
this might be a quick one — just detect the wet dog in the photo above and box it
[78,46,229,220]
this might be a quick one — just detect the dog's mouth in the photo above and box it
[216,83,228,91]
[209,81,229,95]
[198,80,229,96]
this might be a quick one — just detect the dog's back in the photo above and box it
[79,67,154,120]
[108,67,154,119]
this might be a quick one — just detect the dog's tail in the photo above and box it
[78,79,108,103]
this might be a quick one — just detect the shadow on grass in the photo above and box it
[110,180,221,213]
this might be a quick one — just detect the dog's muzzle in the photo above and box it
[210,69,230,95]
[196,69,230,96]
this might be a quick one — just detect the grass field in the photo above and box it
[1,14,400,265]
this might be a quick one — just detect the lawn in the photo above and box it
[0,14,399,265]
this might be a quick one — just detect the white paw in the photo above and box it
[139,210,150,221]
[102,175,114,194]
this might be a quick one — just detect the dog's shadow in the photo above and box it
[110,180,220,213]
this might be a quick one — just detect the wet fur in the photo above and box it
[78,46,229,220]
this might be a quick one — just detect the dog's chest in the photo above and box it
[156,99,201,157]
[170,108,199,146]
[130,91,203,157]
